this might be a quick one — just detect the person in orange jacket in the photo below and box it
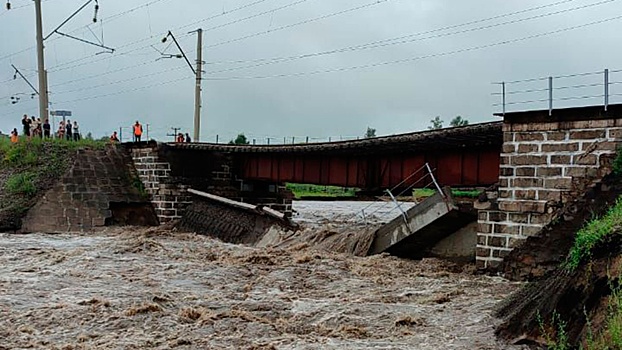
[10,128,18,143]
[133,121,143,142]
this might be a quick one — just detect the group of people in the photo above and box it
[176,133,191,143]
[9,114,81,143]
[56,119,81,141]
[109,121,144,143]
[108,122,191,144]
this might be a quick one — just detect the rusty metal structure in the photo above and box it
[166,121,503,191]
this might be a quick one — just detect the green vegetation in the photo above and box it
[614,146,622,176]
[229,133,250,145]
[0,137,107,222]
[449,116,469,127]
[536,278,622,350]
[413,188,481,199]
[286,183,357,199]
[364,127,376,138]
[583,278,622,350]
[537,311,570,350]
[5,172,38,196]
[565,197,622,271]
[428,116,470,130]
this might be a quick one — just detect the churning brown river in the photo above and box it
[0,201,527,349]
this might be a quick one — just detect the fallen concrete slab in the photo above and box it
[367,187,476,259]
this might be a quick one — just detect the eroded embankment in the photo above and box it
[0,227,526,350]
[0,139,83,231]
[501,172,622,281]
[496,234,622,348]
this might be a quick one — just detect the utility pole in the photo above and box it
[193,29,203,142]
[34,0,49,121]
[167,127,181,142]
[161,29,203,142]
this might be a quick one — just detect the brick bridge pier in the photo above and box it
[476,104,622,271]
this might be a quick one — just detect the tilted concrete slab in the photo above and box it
[367,188,476,259]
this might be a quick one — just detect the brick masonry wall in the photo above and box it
[477,119,622,269]
[130,145,192,223]
[22,146,153,233]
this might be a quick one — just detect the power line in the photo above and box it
[52,65,186,95]
[37,0,381,78]
[53,76,188,104]
[200,0,618,75]
[206,0,390,49]
[15,12,622,108]
[0,0,175,63]
[195,0,313,34]
[47,0,309,72]
[204,14,622,81]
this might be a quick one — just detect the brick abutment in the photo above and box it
[130,145,192,223]
[477,118,622,270]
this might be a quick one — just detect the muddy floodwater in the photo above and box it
[0,201,525,349]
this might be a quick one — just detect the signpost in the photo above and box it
[50,110,72,135]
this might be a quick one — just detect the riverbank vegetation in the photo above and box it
[286,183,357,199]
[0,137,106,230]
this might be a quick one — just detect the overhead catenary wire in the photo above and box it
[13,0,380,84]
[200,0,618,76]
[5,8,622,112]
[1,0,588,84]
[202,14,622,81]
[23,0,297,74]
[6,0,586,86]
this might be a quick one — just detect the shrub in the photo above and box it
[5,172,37,196]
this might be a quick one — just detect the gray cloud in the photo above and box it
[0,0,621,141]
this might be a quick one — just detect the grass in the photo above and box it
[286,183,357,199]
[565,197,622,271]
[413,188,481,199]
[0,137,107,224]
[576,275,622,350]
[5,172,38,196]
[537,310,570,350]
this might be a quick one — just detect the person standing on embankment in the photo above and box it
[133,121,143,142]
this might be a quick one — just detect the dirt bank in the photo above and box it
[0,227,526,349]
[496,234,622,348]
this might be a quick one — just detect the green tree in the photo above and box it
[364,127,377,138]
[85,132,94,140]
[449,116,469,127]
[429,116,444,130]
[229,133,250,145]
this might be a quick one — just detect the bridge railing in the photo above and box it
[492,68,622,115]
[324,163,444,229]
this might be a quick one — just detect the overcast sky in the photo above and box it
[0,0,621,142]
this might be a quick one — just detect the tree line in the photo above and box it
[227,116,469,144]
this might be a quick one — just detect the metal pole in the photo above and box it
[605,68,610,112]
[548,76,553,116]
[146,123,150,140]
[119,127,122,143]
[193,29,203,142]
[34,0,49,121]
[502,82,506,116]
[386,189,408,225]
[425,163,444,197]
